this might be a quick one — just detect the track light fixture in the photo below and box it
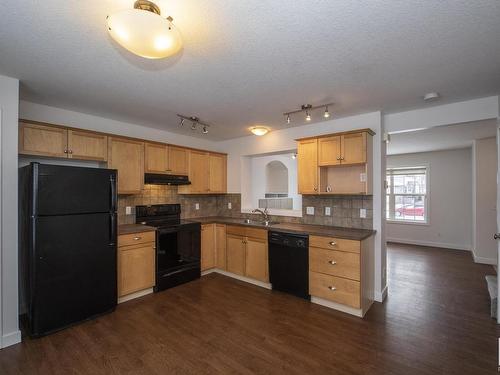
[283,103,334,124]
[177,114,211,135]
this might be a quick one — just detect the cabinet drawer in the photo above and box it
[309,271,360,308]
[118,231,155,247]
[309,235,360,254]
[309,247,360,281]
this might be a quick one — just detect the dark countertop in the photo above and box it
[118,224,156,235]
[188,217,376,241]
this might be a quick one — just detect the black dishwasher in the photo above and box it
[268,231,310,300]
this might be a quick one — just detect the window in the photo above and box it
[386,166,428,223]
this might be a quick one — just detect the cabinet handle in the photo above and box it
[165,169,172,172]
[133,236,142,241]
[329,241,337,246]
[313,187,318,191]
[64,149,68,154]
[68,149,73,154]
[340,156,345,161]
[328,286,337,291]
[336,157,341,161]
[329,260,337,265]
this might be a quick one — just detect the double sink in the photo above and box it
[241,218,279,227]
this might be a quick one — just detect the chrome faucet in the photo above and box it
[252,208,270,222]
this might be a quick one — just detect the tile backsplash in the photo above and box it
[119,185,372,230]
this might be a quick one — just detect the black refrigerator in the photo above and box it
[19,163,118,337]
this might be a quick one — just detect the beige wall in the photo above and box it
[472,137,497,264]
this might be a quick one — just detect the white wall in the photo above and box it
[472,137,497,264]
[217,112,387,301]
[249,153,300,211]
[387,148,473,251]
[20,101,221,152]
[0,75,21,348]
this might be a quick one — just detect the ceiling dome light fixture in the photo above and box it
[107,0,182,59]
[251,126,269,136]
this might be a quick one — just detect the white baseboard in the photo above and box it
[311,297,363,317]
[1,330,21,349]
[472,251,497,265]
[387,238,471,251]
[202,268,272,290]
[375,285,388,303]
[118,288,154,304]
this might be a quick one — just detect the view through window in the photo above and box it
[386,166,427,223]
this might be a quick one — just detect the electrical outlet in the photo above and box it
[125,206,132,215]
[195,203,200,210]
[360,173,367,182]
[325,207,331,216]
[360,208,367,218]
[306,206,315,215]
[228,202,232,209]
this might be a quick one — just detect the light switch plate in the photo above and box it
[228,202,232,209]
[195,203,200,210]
[325,207,331,216]
[125,206,132,215]
[306,206,315,215]
[360,208,367,218]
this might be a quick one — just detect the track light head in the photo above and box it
[202,126,208,134]
[305,111,311,121]
[179,118,185,126]
[286,114,291,124]
[324,106,330,118]
[191,122,197,130]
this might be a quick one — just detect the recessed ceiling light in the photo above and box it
[251,126,269,136]
[423,92,440,102]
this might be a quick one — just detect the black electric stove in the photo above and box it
[136,204,201,292]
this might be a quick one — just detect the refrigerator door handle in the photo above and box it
[110,174,117,212]
[109,213,116,246]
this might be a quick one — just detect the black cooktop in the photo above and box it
[135,204,197,228]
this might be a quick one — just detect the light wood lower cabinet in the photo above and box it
[308,235,374,315]
[118,231,156,298]
[225,226,268,283]
[215,224,227,269]
[226,234,246,276]
[245,237,268,282]
[201,224,216,271]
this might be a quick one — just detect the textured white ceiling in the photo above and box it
[387,119,497,155]
[1,1,499,140]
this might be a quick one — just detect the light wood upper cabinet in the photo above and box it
[168,146,189,175]
[318,136,341,166]
[226,234,246,276]
[245,237,268,283]
[297,138,318,194]
[209,154,227,193]
[108,137,144,194]
[145,142,168,174]
[341,132,366,165]
[19,121,68,158]
[216,224,227,269]
[201,224,216,271]
[67,129,107,161]
[189,150,210,193]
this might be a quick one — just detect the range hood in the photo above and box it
[144,173,191,185]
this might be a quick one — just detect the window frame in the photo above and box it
[386,165,430,225]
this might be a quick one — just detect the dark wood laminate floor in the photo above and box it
[1,243,498,374]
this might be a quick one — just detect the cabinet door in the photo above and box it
[67,129,107,161]
[215,224,226,269]
[297,139,318,194]
[19,121,68,158]
[245,237,268,282]
[189,150,210,193]
[118,244,155,297]
[201,224,216,271]
[209,153,227,193]
[108,137,144,194]
[341,132,366,165]
[145,142,168,174]
[318,136,341,166]
[168,146,189,175]
[226,234,246,276]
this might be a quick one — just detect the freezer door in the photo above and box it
[30,213,117,336]
[35,163,117,215]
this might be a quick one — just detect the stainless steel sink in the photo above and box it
[242,219,279,226]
